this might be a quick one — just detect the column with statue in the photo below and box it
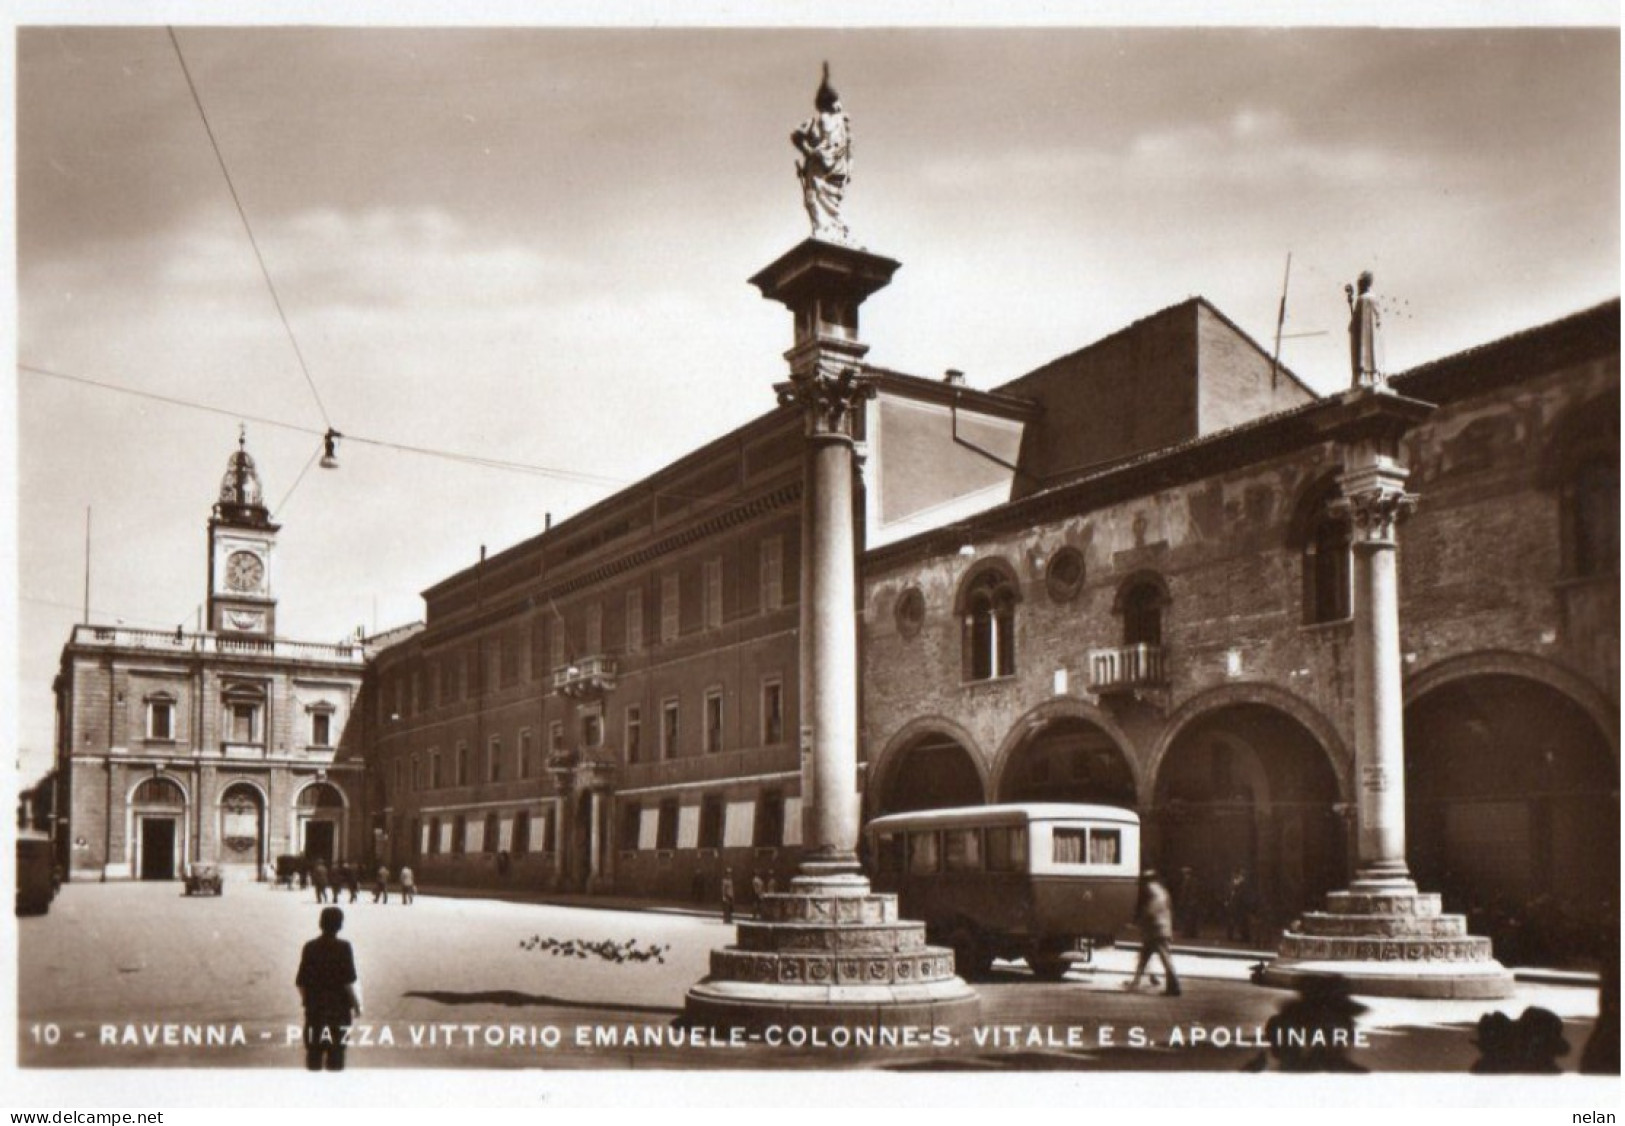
[1263,272,1512,998]
[684,68,977,1032]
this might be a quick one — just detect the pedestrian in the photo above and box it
[399,864,415,905]
[295,905,362,1072]
[720,868,735,925]
[751,871,765,917]
[297,861,309,891]
[373,864,390,904]
[1225,866,1257,945]
[312,860,330,905]
[344,863,360,904]
[1124,869,1182,996]
[1175,867,1202,939]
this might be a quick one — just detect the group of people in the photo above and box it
[295,860,416,906]
[717,867,779,925]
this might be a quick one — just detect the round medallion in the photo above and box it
[894,587,925,639]
[1045,547,1086,603]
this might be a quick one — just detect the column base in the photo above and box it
[1262,885,1514,999]
[682,875,979,1035]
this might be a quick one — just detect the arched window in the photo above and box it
[959,565,1019,681]
[1120,578,1167,646]
[133,777,185,806]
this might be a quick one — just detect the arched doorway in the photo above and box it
[996,717,1136,807]
[872,733,985,816]
[296,782,346,864]
[1153,704,1345,942]
[132,776,187,880]
[218,782,266,880]
[1405,674,1618,965]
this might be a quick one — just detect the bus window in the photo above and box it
[875,832,905,874]
[1053,827,1087,864]
[986,825,1027,872]
[943,828,982,872]
[908,831,940,875]
[1089,828,1121,865]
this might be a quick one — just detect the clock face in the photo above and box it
[225,550,265,593]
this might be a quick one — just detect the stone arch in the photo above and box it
[1404,654,1619,965]
[951,556,1024,615]
[127,772,190,806]
[218,779,268,875]
[1148,687,1349,940]
[292,780,348,865]
[128,773,189,881]
[1405,650,1619,756]
[990,698,1141,808]
[867,717,990,817]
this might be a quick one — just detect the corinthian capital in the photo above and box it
[1332,473,1418,545]
[776,368,875,439]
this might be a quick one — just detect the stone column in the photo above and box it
[587,789,602,888]
[1264,386,1512,999]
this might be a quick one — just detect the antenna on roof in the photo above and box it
[1271,253,1292,390]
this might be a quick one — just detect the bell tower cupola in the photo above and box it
[207,426,280,639]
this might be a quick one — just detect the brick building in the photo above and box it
[861,298,1619,959]
[51,434,366,883]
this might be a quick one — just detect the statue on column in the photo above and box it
[1345,270,1385,388]
[792,63,852,244]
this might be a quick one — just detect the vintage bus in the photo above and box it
[16,831,57,916]
[864,803,1141,980]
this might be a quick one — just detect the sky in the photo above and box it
[10,13,1620,784]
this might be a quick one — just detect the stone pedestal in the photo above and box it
[1265,385,1512,999]
[684,875,977,1031]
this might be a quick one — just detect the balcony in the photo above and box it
[552,655,618,699]
[1088,643,1167,695]
[70,625,363,666]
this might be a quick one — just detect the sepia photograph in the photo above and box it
[6,1,1620,1112]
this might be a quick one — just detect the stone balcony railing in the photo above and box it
[71,625,364,665]
[551,654,618,698]
[1087,643,1167,694]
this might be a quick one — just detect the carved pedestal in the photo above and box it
[683,874,978,1032]
[1264,884,1513,999]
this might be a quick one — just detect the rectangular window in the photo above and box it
[761,679,784,745]
[1089,828,1122,866]
[488,736,502,783]
[619,705,643,764]
[661,698,680,759]
[660,574,680,644]
[456,743,469,787]
[754,789,785,848]
[583,713,603,748]
[704,688,724,754]
[625,589,643,653]
[908,831,940,875]
[1053,828,1086,865]
[413,756,422,792]
[429,750,441,790]
[620,802,642,851]
[585,602,603,654]
[760,535,784,611]
[147,699,174,741]
[230,703,258,744]
[986,826,1027,872]
[550,721,564,755]
[943,828,983,872]
[656,798,680,850]
[311,711,332,748]
[698,794,726,850]
[518,729,533,780]
[704,557,723,630]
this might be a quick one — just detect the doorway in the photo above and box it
[303,820,337,864]
[139,817,178,880]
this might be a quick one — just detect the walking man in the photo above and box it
[720,868,735,925]
[295,906,361,1072]
[311,860,330,905]
[373,864,389,904]
[1125,869,1182,996]
[399,864,416,905]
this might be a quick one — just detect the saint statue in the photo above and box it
[792,63,852,243]
[1345,270,1384,388]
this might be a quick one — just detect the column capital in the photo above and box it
[1333,464,1418,545]
[775,368,876,441]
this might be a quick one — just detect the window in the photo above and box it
[656,798,680,851]
[961,567,1018,680]
[625,588,644,653]
[754,789,785,848]
[585,602,603,654]
[1120,578,1166,646]
[518,729,533,780]
[452,814,467,855]
[661,698,680,759]
[625,706,643,764]
[230,703,258,743]
[308,704,335,748]
[704,558,723,630]
[483,812,500,853]
[145,694,176,741]
[1052,827,1121,866]
[620,801,642,851]
[512,811,531,854]
[134,777,184,805]
[1053,828,1087,864]
[943,828,982,872]
[908,832,940,875]
[760,536,784,611]
[661,574,680,643]
[488,736,502,782]
[550,721,564,756]
[986,826,1027,872]
[699,794,726,850]
[428,817,441,855]
[704,688,724,754]
[1304,511,1352,624]
[761,679,784,745]
[394,759,404,798]
[456,743,469,787]
[429,749,441,789]
[1571,455,1620,577]
[411,755,421,793]
[583,712,603,748]
[1089,828,1121,865]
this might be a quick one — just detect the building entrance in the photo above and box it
[303,820,336,864]
[139,817,178,880]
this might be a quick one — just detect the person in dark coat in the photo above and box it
[295,906,361,1071]
[311,861,330,905]
[373,864,390,904]
[343,863,360,904]
[720,868,736,925]
[1125,869,1182,996]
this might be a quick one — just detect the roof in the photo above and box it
[1390,298,1620,403]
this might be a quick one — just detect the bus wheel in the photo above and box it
[947,926,992,980]
[1027,940,1074,982]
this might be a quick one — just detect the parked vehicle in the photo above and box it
[184,863,224,896]
[16,832,56,916]
[864,803,1141,980]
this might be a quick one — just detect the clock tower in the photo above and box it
[207,428,279,639]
